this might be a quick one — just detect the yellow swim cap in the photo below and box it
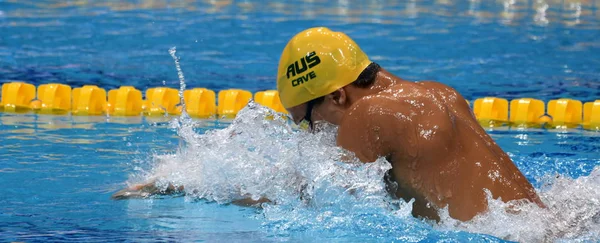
[277,27,371,109]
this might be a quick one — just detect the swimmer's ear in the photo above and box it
[328,89,347,106]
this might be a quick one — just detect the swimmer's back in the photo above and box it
[337,77,543,221]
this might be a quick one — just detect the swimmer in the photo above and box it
[278,27,545,221]
[112,27,545,222]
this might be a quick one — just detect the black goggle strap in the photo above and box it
[304,99,315,129]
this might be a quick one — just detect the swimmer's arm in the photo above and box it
[111,181,271,206]
[230,197,272,206]
[111,180,184,200]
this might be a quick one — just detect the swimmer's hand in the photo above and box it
[111,180,184,200]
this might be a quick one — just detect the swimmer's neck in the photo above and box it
[344,68,408,105]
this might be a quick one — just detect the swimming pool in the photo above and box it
[1,0,600,242]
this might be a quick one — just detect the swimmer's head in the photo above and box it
[276,27,372,110]
[277,27,379,129]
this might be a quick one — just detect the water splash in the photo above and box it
[130,103,600,242]
[437,168,600,242]
[168,46,186,114]
[167,46,201,151]
[145,102,380,203]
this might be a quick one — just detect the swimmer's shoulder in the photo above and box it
[338,95,413,162]
[415,80,467,103]
[339,90,425,162]
[413,80,477,122]
[341,90,424,133]
[404,80,472,114]
[344,78,464,120]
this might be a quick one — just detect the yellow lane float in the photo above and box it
[583,100,600,131]
[184,88,216,118]
[509,98,546,128]
[255,90,287,114]
[144,87,181,116]
[218,89,252,119]
[72,85,107,116]
[0,81,599,131]
[547,98,582,129]
[473,97,508,127]
[107,86,143,116]
[37,83,72,115]
[1,82,36,113]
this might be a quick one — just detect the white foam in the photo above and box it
[131,102,600,242]
[142,103,390,204]
[437,168,600,242]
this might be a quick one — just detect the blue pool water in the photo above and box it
[1,0,600,242]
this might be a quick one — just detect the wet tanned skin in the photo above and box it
[288,69,545,221]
